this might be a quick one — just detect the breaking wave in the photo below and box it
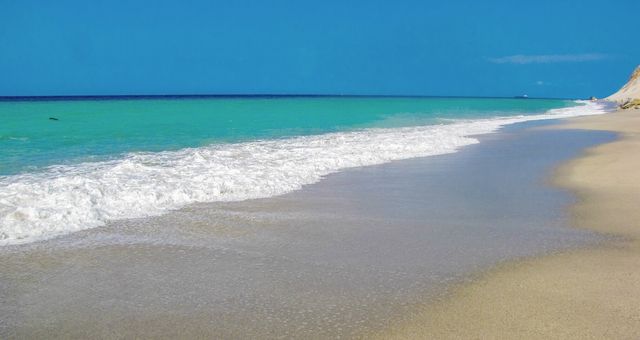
[0,101,608,245]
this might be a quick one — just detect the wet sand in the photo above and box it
[380,108,640,339]
[0,121,614,339]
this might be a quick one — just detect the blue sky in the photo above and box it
[1,0,638,98]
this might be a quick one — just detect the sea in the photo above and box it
[0,96,607,245]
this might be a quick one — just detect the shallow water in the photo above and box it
[0,98,608,245]
[0,96,577,176]
[0,122,615,338]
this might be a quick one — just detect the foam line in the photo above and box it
[0,101,608,245]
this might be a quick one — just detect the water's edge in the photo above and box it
[0,101,609,245]
[0,117,617,339]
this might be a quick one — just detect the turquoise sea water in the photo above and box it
[0,96,574,176]
[1,96,608,245]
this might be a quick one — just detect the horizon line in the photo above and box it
[0,93,575,102]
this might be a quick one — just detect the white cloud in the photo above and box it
[487,53,610,64]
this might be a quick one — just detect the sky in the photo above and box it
[1,0,639,98]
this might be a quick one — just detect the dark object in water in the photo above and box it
[49,117,59,121]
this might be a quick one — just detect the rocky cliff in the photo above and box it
[607,65,640,105]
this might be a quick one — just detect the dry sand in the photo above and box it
[378,108,640,339]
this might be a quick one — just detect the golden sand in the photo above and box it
[378,108,640,339]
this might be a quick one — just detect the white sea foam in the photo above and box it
[0,101,609,245]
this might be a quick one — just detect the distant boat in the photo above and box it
[514,94,529,99]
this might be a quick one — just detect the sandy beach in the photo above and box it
[2,2,639,338]
[379,108,640,339]
[0,119,613,339]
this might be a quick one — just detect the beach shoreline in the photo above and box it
[0,117,614,339]
[379,106,640,339]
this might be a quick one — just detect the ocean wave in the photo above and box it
[0,101,608,245]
